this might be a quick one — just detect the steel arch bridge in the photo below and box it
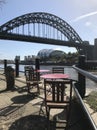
[0,12,93,53]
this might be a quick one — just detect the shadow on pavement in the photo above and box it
[0,94,36,117]
[11,94,35,104]
[9,115,54,130]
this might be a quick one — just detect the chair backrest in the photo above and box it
[44,79,72,104]
[52,67,64,74]
[25,66,36,82]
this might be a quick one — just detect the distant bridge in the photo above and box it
[0,12,94,59]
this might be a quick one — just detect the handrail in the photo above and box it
[73,65,97,130]
[73,65,97,83]
[73,84,97,130]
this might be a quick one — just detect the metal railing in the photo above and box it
[73,65,97,83]
[73,65,97,130]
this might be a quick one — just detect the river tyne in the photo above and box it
[1,64,97,91]
[20,64,97,91]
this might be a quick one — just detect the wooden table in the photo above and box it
[40,73,69,79]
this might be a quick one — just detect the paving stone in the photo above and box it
[0,72,94,130]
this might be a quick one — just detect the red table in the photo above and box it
[40,73,69,79]
[35,69,51,81]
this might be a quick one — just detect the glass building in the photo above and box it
[37,49,64,59]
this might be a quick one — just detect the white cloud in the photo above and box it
[85,22,91,27]
[72,11,97,22]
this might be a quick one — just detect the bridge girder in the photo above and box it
[0,12,83,45]
[0,32,93,49]
[0,12,94,58]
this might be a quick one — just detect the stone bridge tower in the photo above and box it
[80,41,94,60]
[93,39,97,60]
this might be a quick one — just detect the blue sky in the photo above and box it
[0,0,97,60]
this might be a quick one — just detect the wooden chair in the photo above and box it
[25,66,40,94]
[44,79,73,129]
[52,67,64,74]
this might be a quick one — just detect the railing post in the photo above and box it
[4,59,7,74]
[35,58,40,81]
[77,55,86,98]
[15,59,19,77]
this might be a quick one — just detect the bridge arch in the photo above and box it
[0,12,83,44]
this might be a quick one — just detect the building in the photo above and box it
[37,49,65,63]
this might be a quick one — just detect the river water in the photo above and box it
[20,65,97,90]
[0,64,97,91]
[19,65,77,80]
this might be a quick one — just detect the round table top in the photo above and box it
[40,73,69,79]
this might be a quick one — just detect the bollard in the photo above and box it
[4,59,7,74]
[5,66,15,90]
[15,59,19,77]
[35,58,40,81]
[78,55,86,98]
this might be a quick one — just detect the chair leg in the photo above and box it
[65,106,71,130]
[47,108,50,130]
[45,106,50,129]
[27,83,30,93]
[37,84,40,94]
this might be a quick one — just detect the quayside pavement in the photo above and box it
[0,71,95,130]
